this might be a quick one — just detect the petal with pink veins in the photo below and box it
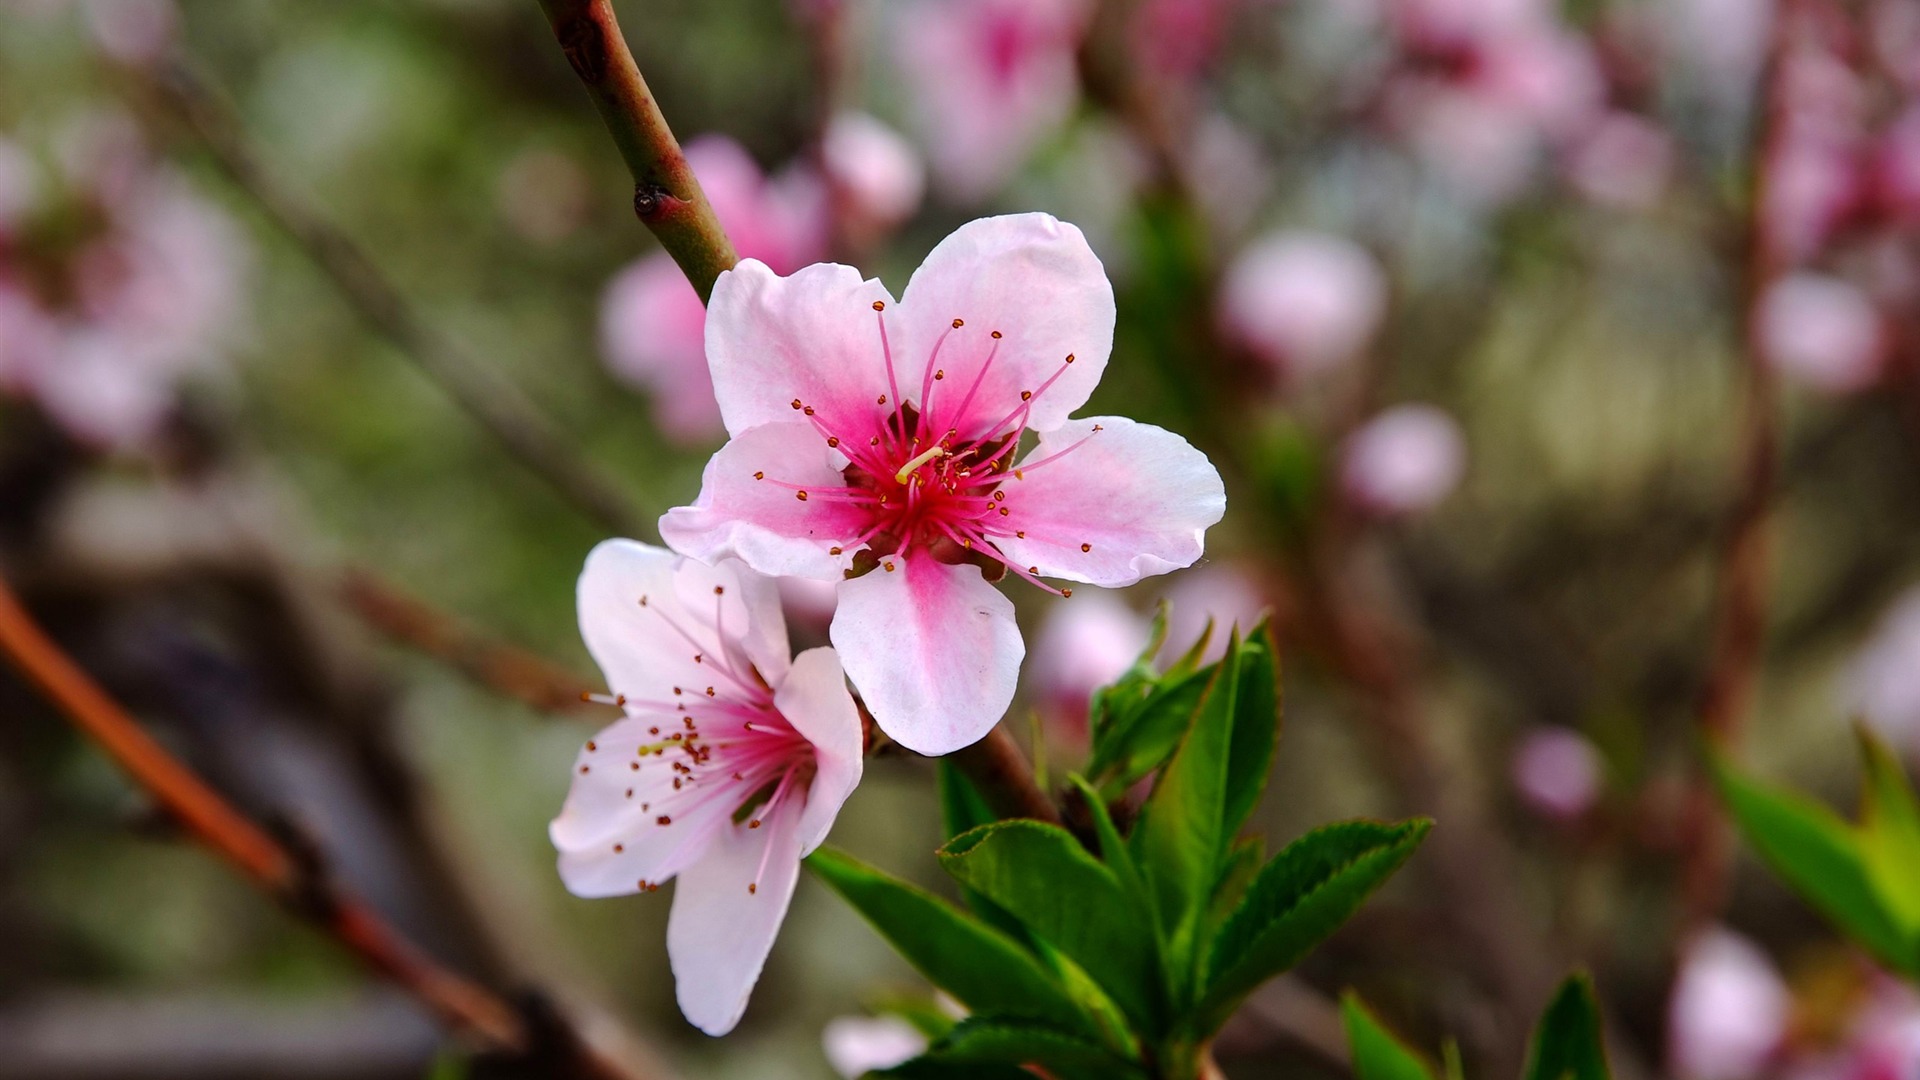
[830,557,1022,754]
[667,801,805,1036]
[577,540,728,702]
[705,260,896,438]
[895,214,1113,437]
[774,646,864,853]
[994,416,1224,587]
[666,555,792,689]
[659,422,866,580]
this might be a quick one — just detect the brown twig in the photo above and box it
[1680,0,1796,929]
[0,574,651,1078]
[339,566,597,716]
[535,0,740,302]
[133,62,648,539]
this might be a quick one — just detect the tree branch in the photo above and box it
[0,574,655,1079]
[948,725,1063,825]
[135,62,648,539]
[535,0,740,301]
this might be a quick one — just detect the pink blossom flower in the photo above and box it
[1340,405,1467,516]
[1385,0,1606,205]
[1565,111,1674,210]
[1848,586,1920,752]
[1030,591,1151,741]
[600,136,828,445]
[823,1015,929,1078]
[1217,231,1387,378]
[896,0,1092,203]
[1755,273,1885,394]
[551,540,863,1035]
[661,213,1225,754]
[0,123,246,449]
[1510,727,1603,821]
[1130,0,1239,80]
[822,112,926,236]
[1669,927,1791,1080]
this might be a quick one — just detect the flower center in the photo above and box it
[582,586,817,894]
[760,303,1097,596]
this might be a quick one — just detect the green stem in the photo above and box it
[536,0,740,301]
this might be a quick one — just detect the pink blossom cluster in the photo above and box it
[1377,0,1670,210]
[1747,3,1920,396]
[0,113,247,450]
[1669,927,1920,1080]
[562,213,1225,1035]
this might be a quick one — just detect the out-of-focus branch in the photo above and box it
[1681,0,1796,928]
[133,62,648,539]
[0,575,658,1079]
[339,566,596,716]
[535,0,740,301]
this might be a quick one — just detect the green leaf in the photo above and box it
[1222,621,1281,842]
[1066,773,1150,905]
[1210,835,1265,927]
[1134,638,1243,1001]
[1089,665,1216,794]
[805,847,1097,1036]
[1714,758,1913,971]
[1522,974,1610,1080]
[881,1016,1147,1079]
[1193,819,1431,1036]
[939,759,998,840]
[939,820,1164,1030]
[1341,994,1438,1080]
[1856,730,1920,939]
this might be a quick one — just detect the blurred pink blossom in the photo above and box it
[1340,405,1467,516]
[599,135,828,445]
[1666,0,1774,103]
[1509,727,1603,821]
[80,0,177,66]
[1385,0,1606,204]
[1763,48,1869,263]
[896,0,1092,203]
[0,122,247,449]
[1755,273,1885,394]
[1217,231,1387,378]
[1848,586,1920,751]
[1565,111,1674,210]
[1668,927,1790,1080]
[821,111,926,234]
[1030,591,1151,741]
[1130,0,1238,79]
[1154,563,1270,668]
[823,1016,928,1078]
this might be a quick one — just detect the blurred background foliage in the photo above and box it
[1,0,1918,1077]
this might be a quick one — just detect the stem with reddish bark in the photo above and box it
[949,725,1064,825]
[1680,0,1795,929]
[535,0,740,301]
[0,575,654,1079]
[340,566,598,716]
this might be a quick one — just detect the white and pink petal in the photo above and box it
[666,802,806,1035]
[993,416,1224,587]
[705,260,897,439]
[830,556,1022,755]
[895,214,1113,438]
[659,422,864,581]
[773,646,865,853]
